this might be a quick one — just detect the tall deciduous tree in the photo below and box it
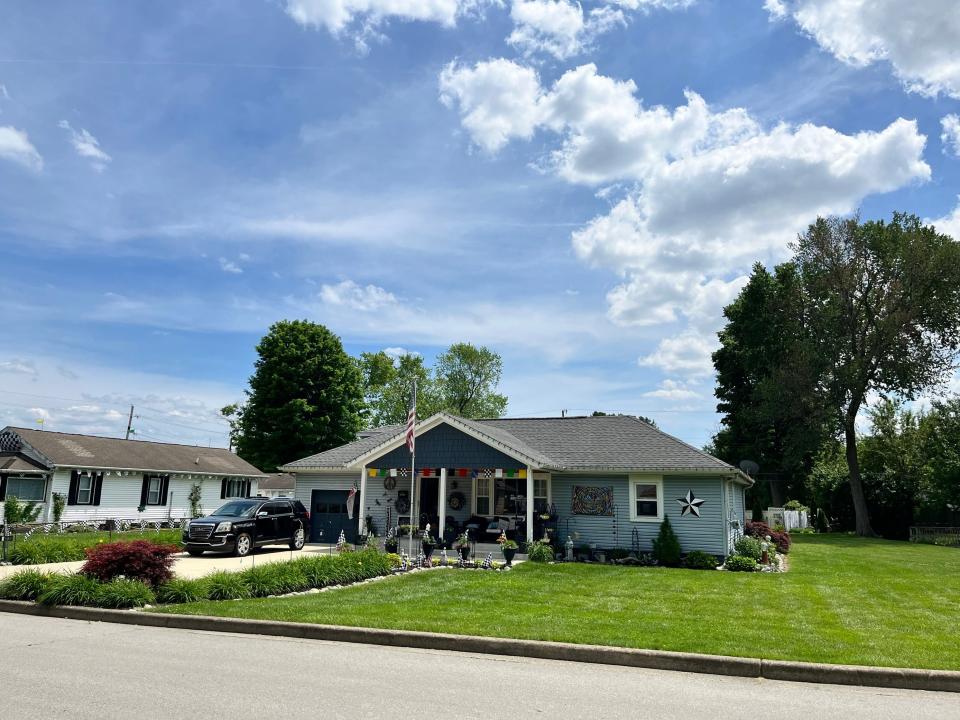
[223,320,365,471]
[434,342,508,418]
[795,214,960,536]
[359,351,440,426]
[712,263,830,506]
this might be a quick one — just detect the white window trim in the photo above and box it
[147,476,162,505]
[77,473,94,505]
[474,475,491,516]
[628,474,663,523]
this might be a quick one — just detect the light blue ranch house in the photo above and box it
[282,413,752,558]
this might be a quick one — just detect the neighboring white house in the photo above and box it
[258,473,295,498]
[0,426,266,524]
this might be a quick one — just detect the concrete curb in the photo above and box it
[2,599,957,693]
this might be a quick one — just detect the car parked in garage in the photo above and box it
[183,497,309,557]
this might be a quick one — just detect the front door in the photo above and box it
[310,489,353,544]
[419,476,439,531]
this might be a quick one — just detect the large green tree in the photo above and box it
[358,351,440,426]
[434,342,508,418]
[796,214,960,535]
[223,320,365,471]
[712,262,830,506]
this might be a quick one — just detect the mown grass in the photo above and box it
[153,536,960,670]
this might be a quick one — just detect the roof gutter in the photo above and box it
[55,464,267,478]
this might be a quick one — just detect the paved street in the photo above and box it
[1,613,956,719]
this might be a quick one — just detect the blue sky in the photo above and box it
[1,0,958,450]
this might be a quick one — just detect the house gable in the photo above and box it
[368,422,526,471]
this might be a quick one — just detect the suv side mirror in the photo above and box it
[257,511,268,517]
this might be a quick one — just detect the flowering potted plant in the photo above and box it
[497,531,519,566]
[421,525,437,559]
[454,531,471,561]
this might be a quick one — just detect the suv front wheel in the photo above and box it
[235,532,253,557]
[290,523,305,551]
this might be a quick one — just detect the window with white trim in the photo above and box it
[475,477,490,515]
[628,476,663,521]
[77,474,94,505]
[147,476,162,505]
[534,477,549,513]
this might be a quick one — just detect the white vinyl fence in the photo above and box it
[762,507,808,531]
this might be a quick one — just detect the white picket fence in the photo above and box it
[762,507,808,531]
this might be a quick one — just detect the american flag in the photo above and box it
[405,383,416,453]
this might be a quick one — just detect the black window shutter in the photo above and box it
[139,475,150,507]
[92,472,104,506]
[67,470,80,505]
[160,475,169,505]
[221,478,228,499]
[0,474,7,501]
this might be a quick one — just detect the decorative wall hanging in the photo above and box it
[383,476,397,490]
[448,491,466,511]
[395,490,410,514]
[572,486,615,516]
[677,490,705,517]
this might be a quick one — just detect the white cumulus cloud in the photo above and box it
[320,279,397,311]
[0,126,43,171]
[508,0,625,60]
[642,378,702,400]
[767,0,960,99]
[942,114,960,157]
[440,58,931,377]
[0,358,38,376]
[59,120,111,172]
[218,257,243,274]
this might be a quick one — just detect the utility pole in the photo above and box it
[125,405,135,440]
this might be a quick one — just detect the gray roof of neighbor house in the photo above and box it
[258,472,296,491]
[0,427,267,477]
[281,414,741,477]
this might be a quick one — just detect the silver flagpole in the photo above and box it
[408,378,417,559]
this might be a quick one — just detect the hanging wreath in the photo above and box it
[383,476,397,490]
[395,496,410,513]
[448,491,466,511]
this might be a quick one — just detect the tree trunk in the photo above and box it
[844,415,876,537]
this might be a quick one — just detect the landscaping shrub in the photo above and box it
[724,555,758,572]
[652,516,682,567]
[95,578,155,609]
[734,536,762,561]
[683,551,719,570]
[9,529,183,565]
[606,548,631,561]
[385,553,402,569]
[155,578,208,604]
[242,562,310,598]
[205,571,251,601]
[38,573,103,606]
[0,569,56,600]
[744,521,791,554]
[81,540,178,587]
[527,540,554,563]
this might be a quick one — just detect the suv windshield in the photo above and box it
[211,501,259,518]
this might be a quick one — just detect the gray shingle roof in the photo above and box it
[282,424,405,470]
[281,414,735,474]
[3,427,266,476]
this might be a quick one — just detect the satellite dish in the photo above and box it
[739,460,760,477]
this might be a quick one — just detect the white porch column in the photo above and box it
[358,465,367,535]
[438,468,447,541]
[526,465,534,543]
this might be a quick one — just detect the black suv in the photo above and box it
[183,497,310,557]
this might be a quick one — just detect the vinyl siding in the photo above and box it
[552,474,728,555]
[2,471,257,523]
[369,423,525,471]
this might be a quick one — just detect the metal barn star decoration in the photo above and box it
[676,490,706,518]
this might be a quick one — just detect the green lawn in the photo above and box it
[5,529,183,564]
[153,535,960,670]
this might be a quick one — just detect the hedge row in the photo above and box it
[6,530,184,565]
[0,549,395,609]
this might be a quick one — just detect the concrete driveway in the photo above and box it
[0,543,337,581]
